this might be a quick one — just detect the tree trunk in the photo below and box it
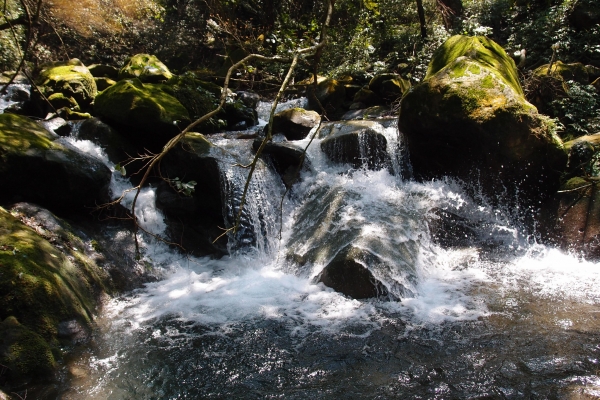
[416,0,427,38]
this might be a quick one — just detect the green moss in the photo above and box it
[181,132,213,155]
[36,61,97,108]
[0,206,111,381]
[0,316,56,378]
[534,61,589,85]
[426,35,524,97]
[0,113,57,153]
[94,78,190,132]
[119,54,173,82]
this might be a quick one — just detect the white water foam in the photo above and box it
[65,128,600,338]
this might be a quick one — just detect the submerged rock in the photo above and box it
[318,245,392,299]
[286,184,419,299]
[0,113,112,213]
[399,35,567,212]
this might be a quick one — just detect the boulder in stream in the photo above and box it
[319,120,391,170]
[0,113,112,213]
[35,59,97,114]
[94,78,191,150]
[399,35,567,212]
[0,205,112,384]
[156,133,229,256]
[269,107,320,140]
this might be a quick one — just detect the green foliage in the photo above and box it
[170,177,197,196]
[551,80,600,137]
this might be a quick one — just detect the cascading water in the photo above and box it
[59,102,600,399]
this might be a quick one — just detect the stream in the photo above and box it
[3,93,600,398]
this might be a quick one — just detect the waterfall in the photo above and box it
[58,106,600,399]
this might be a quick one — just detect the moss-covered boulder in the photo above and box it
[164,75,219,121]
[399,35,567,211]
[270,108,321,140]
[0,205,111,383]
[118,54,173,83]
[94,78,191,149]
[0,113,111,213]
[35,59,97,113]
[0,316,56,380]
[534,61,590,85]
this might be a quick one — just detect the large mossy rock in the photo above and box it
[118,54,173,83]
[0,113,111,213]
[0,206,111,383]
[399,35,567,211]
[94,78,191,150]
[35,59,97,113]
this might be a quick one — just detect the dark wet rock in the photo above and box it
[307,77,347,119]
[39,117,70,136]
[236,91,261,109]
[72,117,137,167]
[368,73,410,101]
[156,133,229,256]
[352,87,381,107]
[253,135,308,187]
[341,106,390,121]
[318,245,391,299]
[319,120,390,170]
[540,134,600,260]
[95,77,117,92]
[0,113,112,213]
[568,0,600,31]
[224,100,258,131]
